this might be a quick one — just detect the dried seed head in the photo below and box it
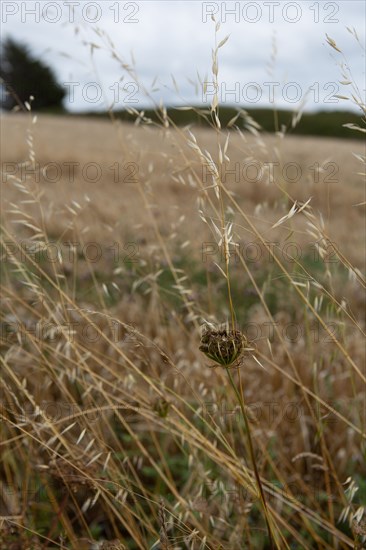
[199,326,245,367]
[48,458,97,493]
[353,517,366,536]
[153,398,170,418]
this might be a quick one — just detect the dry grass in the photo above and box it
[1,113,365,267]
[0,31,365,550]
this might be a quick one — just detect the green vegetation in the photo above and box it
[76,106,365,139]
[0,37,65,111]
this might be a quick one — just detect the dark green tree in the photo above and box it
[0,37,65,111]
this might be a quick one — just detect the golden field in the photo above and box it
[0,111,365,549]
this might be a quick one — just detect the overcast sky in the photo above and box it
[2,1,365,112]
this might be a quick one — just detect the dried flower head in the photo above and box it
[199,325,245,367]
[353,516,366,536]
[153,398,170,418]
[48,457,98,494]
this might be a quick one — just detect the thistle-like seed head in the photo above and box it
[199,326,244,367]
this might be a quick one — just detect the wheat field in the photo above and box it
[1,68,365,550]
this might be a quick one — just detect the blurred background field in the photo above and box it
[1,107,365,548]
